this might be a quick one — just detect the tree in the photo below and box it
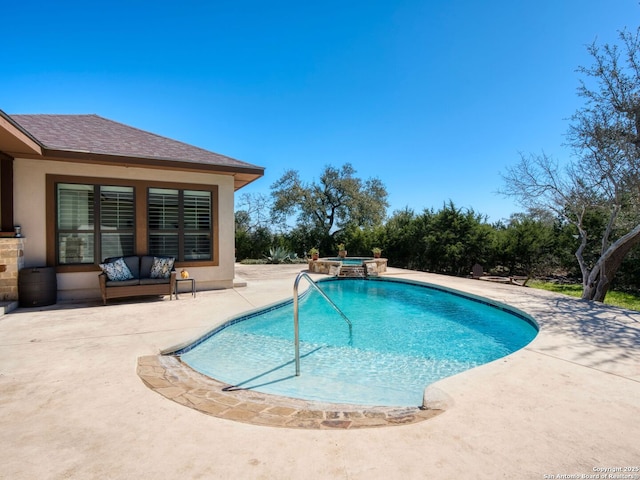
[235,192,273,231]
[383,208,423,269]
[492,213,557,276]
[235,192,275,260]
[502,27,640,302]
[270,163,389,251]
[422,201,492,276]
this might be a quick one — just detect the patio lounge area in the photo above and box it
[0,264,638,479]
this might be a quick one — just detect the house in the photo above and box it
[0,109,264,301]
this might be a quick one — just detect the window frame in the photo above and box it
[55,182,136,265]
[46,174,219,272]
[147,187,213,261]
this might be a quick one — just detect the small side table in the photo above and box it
[174,278,196,299]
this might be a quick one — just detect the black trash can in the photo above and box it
[19,267,57,307]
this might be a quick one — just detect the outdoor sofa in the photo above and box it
[98,255,176,305]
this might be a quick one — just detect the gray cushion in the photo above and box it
[105,279,140,287]
[122,256,140,279]
[140,256,155,279]
[139,277,171,285]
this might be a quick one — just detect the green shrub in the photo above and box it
[264,246,300,264]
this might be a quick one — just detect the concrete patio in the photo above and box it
[0,264,638,479]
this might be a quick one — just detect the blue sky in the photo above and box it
[2,1,638,222]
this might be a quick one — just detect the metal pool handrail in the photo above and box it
[293,272,352,376]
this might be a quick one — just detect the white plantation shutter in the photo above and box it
[57,183,95,264]
[57,184,94,229]
[99,186,134,259]
[148,188,212,260]
[56,183,134,264]
[184,190,212,260]
[148,188,180,258]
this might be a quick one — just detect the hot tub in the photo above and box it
[308,257,387,275]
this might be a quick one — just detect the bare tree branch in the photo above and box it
[502,27,640,301]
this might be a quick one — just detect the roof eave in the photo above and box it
[22,147,264,191]
[0,111,43,156]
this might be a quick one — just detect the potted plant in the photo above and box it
[308,247,319,261]
[372,247,382,258]
[337,243,347,258]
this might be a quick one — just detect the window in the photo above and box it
[56,183,134,264]
[48,175,218,269]
[148,188,212,261]
[100,186,135,259]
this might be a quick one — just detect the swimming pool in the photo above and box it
[177,278,538,407]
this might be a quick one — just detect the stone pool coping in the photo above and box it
[137,354,443,429]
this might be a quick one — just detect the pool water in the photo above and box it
[178,278,538,407]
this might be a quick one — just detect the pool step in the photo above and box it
[338,265,367,278]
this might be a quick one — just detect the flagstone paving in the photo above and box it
[137,355,442,429]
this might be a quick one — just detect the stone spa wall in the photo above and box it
[308,258,387,276]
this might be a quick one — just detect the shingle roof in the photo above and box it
[9,114,263,172]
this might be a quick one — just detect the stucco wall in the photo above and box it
[13,158,238,301]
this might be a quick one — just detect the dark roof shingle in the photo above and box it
[10,114,262,171]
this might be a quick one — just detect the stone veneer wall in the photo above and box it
[0,238,25,301]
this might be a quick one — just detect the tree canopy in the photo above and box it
[502,27,640,302]
[233,27,640,299]
[270,163,389,250]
